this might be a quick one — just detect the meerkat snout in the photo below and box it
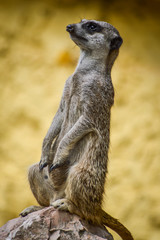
[66,24,75,33]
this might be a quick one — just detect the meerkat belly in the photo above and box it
[65,137,107,211]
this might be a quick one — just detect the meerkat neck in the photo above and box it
[75,49,111,76]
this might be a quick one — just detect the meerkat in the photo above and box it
[20,20,133,240]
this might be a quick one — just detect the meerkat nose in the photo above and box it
[66,24,74,33]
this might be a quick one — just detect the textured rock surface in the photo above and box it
[0,207,113,240]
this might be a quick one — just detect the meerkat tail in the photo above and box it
[101,210,134,240]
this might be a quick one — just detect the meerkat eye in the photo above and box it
[82,22,102,34]
[87,23,97,31]
[86,22,98,31]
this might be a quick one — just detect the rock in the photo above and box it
[0,207,113,240]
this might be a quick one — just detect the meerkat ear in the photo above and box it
[110,36,123,50]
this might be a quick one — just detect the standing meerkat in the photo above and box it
[21,20,133,240]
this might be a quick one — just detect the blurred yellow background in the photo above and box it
[0,0,160,239]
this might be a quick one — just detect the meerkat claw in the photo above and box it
[49,163,61,172]
[39,162,48,171]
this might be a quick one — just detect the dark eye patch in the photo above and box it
[82,22,103,34]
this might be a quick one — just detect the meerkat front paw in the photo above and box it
[49,162,62,172]
[39,156,49,171]
[49,157,70,172]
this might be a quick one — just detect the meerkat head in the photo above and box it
[66,19,123,57]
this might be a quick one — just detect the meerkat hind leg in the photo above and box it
[51,198,83,217]
[20,205,44,217]
[20,163,53,217]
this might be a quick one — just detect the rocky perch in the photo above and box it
[0,207,113,240]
